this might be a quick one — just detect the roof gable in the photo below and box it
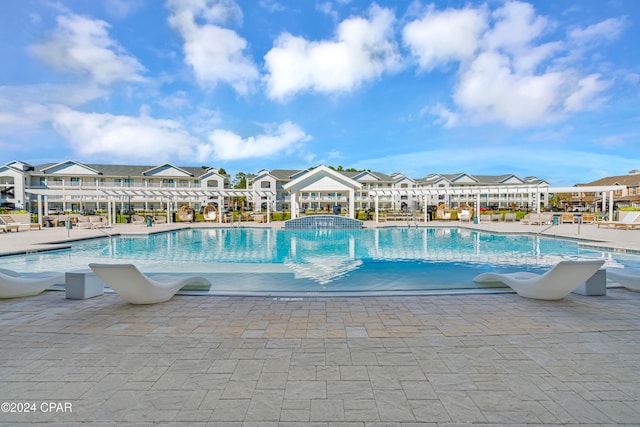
[352,171,381,182]
[5,160,34,171]
[42,160,101,175]
[499,175,524,184]
[283,165,362,192]
[450,173,478,184]
[143,164,193,177]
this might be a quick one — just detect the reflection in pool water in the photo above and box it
[2,228,637,294]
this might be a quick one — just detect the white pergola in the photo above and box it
[25,187,274,227]
[369,185,621,223]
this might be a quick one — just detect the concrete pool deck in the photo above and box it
[1,220,640,425]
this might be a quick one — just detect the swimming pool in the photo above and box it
[3,228,639,295]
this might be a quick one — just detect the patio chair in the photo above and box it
[131,215,146,225]
[0,268,65,298]
[0,215,23,232]
[473,260,605,300]
[607,268,640,292]
[153,215,167,224]
[88,263,212,304]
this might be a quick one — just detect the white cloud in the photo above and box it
[167,0,258,94]
[264,4,401,101]
[405,1,617,128]
[30,14,144,85]
[454,52,567,127]
[428,103,459,128]
[402,6,487,71]
[206,122,311,160]
[157,90,190,109]
[103,0,143,19]
[51,107,203,163]
[259,0,286,13]
[569,17,627,44]
[483,1,548,53]
[564,74,610,112]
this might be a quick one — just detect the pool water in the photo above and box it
[3,228,638,294]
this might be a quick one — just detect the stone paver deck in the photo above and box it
[2,221,640,425]
[1,290,640,425]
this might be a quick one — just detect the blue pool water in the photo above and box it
[3,228,639,294]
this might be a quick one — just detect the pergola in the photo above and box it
[25,187,274,227]
[369,185,621,223]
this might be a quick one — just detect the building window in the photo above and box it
[207,180,219,188]
[261,181,271,189]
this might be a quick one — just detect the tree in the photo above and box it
[231,172,248,211]
[233,172,247,189]
[218,167,227,175]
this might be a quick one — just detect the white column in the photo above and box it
[374,195,379,223]
[266,196,271,223]
[37,194,43,228]
[349,190,355,219]
[167,199,171,224]
[291,191,298,219]
[476,193,481,220]
[609,190,614,221]
[423,195,428,222]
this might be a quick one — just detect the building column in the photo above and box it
[291,191,298,219]
[374,195,379,223]
[349,189,355,219]
[476,193,481,220]
[609,190,614,221]
[423,195,428,222]
[266,195,271,223]
[37,194,43,228]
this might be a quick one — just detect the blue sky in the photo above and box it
[0,0,638,185]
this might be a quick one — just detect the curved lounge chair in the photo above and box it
[0,268,64,298]
[88,263,211,304]
[607,268,640,291]
[473,260,605,300]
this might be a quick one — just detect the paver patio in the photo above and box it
[1,289,640,425]
[1,221,640,425]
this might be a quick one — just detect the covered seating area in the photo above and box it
[368,185,621,224]
[26,188,275,228]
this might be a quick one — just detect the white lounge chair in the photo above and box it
[88,263,211,304]
[607,268,640,292]
[0,216,21,232]
[0,268,64,298]
[473,260,605,300]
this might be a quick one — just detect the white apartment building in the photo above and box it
[0,160,229,213]
[1,159,550,215]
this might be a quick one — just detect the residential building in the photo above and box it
[0,160,228,213]
[1,159,549,215]
[416,173,549,210]
[575,170,640,209]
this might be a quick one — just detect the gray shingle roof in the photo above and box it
[33,162,209,178]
